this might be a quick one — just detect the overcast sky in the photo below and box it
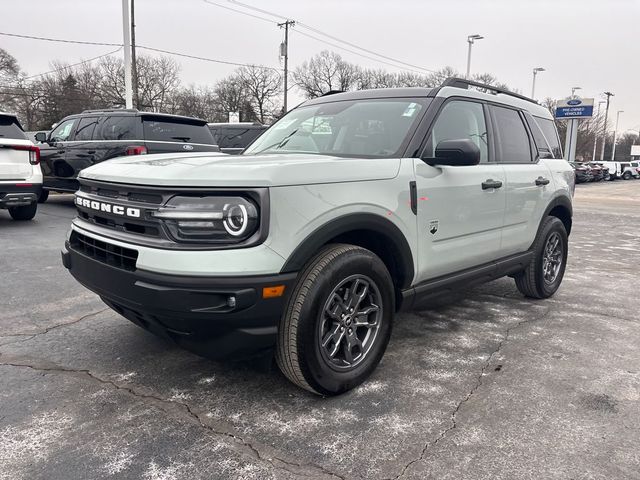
[2,0,639,134]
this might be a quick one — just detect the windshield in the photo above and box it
[244,98,427,158]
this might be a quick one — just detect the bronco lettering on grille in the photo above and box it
[76,197,141,218]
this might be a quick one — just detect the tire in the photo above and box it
[604,174,611,181]
[276,244,394,396]
[623,171,632,180]
[515,216,568,299]
[38,189,49,203]
[8,203,37,221]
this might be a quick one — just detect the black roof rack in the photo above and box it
[81,108,139,114]
[440,77,537,104]
[320,90,345,97]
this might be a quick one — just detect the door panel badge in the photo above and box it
[429,219,439,235]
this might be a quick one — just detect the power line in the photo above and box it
[0,31,121,47]
[137,45,281,73]
[202,0,275,24]
[0,30,280,74]
[224,0,435,73]
[22,47,123,81]
[293,30,427,76]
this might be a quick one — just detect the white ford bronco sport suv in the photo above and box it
[0,112,42,220]
[63,78,574,396]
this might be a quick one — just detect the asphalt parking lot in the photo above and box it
[1,181,639,480]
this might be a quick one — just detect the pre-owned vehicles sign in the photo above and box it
[555,98,594,119]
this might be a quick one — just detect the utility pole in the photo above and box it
[592,101,605,161]
[599,91,614,161]
[121,0,133,109]
[611,110,624,161]
[278,19,295,114]
[130,0,138,109]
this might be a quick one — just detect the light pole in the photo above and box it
[466,34,484,79]
[121,0,133,109]
[592,101,606,161]
[571,86,581,98]
[531,67,545,99]
[611,110,624,161]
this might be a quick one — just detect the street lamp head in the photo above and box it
[468,34,484,42]
[533,67,545,73]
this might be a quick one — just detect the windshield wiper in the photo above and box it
[251,129,299,154]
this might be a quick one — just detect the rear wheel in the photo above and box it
[38,189,49,203]
[8,203,37,221]
[515,216,568,299]
[276,244,394,396]
[623,171,632,180]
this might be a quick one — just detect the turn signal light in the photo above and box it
[262,285,285,298]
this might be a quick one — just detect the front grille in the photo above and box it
[70,231,138,271]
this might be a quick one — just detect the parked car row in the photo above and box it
[570,161,640,183]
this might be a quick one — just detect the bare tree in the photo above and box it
[136,55,180,111]
[237,66,282,123]
[172,85,218,120]
[293,51,359,98]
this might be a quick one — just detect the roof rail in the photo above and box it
[440,77,537,104]
[81,108,139,114]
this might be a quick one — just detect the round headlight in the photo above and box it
[223,203,249,236]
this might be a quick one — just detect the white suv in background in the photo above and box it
[0,113,42,220]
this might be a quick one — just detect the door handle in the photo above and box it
[482,179,503,190]
[535,176,550,186]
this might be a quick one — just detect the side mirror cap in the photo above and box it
[34,132,47,143]
[424,139,481,167]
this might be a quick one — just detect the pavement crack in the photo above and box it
[388,308,548,480]
[0,357,345,480]
[0,308,108,344]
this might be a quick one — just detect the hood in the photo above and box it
[79,152,401,187]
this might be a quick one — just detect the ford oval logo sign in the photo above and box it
[567,99,582,106]
[182,144,194,151]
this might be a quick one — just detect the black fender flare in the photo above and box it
[279,213,415,289]
[534,194,573,244]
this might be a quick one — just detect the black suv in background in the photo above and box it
[207,122,267,154]
[35,109,220,201]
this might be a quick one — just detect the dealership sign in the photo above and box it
[555,98,594,119]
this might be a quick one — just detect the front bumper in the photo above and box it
[62,242,297,359]
[0,183,42,208]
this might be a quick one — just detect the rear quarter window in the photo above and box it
[533,116,563,159]
[144,118,215,144]
[0,116,27,140]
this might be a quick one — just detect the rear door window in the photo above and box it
[0,116,27,140]
[143,118,215,144]
[95,116,140,141]
[491,106,533,163]
[73,117,99,141]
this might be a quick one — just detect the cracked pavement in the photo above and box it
[1,183,639,479]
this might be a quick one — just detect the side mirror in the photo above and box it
[425,139,481,166]
[34,132,47,143]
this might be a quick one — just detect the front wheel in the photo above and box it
[8,203,37,221]
[276,244,394,396]
[515,216,568,299]
[623,171,632,180]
